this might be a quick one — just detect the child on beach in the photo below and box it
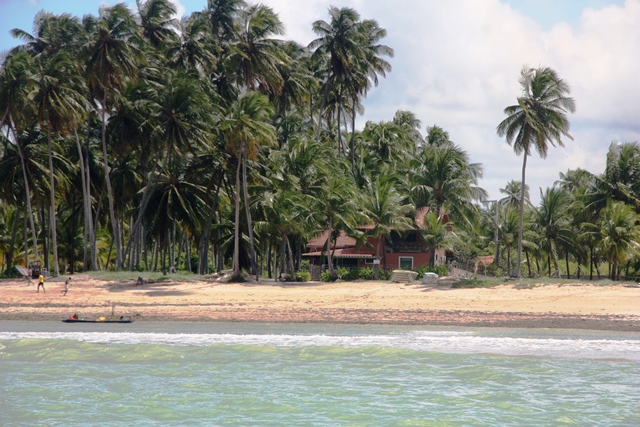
[37,273,45,293]
[61,277,71,296]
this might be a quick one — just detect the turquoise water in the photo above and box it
[1,322,638,426]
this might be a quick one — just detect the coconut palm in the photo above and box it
[136,0,179,49]
[31,50,86,276]
[411,142,486,226]
[496,65,576,277]
[220,91,276,278]
[166,14,218,74]
[205,0,246,41]
[499,180,532,210]
[0,51,40,263]
[420,210,454,268]
[123,70,218,267]
[311,168,362,281]
[361,174,413,278]
[599,201,640,280]
[309,7,364,143]
[229,4,286,94]
[84,3,143,270]
[535,187,574,277]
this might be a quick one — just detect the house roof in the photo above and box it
[305,229,357,249]
[302,247,374,259]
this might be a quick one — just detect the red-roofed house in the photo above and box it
[303,207,447,272]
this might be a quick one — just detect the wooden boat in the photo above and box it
[62,316,133,324]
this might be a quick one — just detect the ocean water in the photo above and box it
[0,322,638,426]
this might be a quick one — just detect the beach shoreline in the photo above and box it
[1,275,639,331]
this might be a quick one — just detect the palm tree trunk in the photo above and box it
[46,129,60,276]
[514,153,527,277]
[565,253,570,279]
[198,173,223,274]
[233,155,242,277]
[5,210,19,276]
[12,127,39,264]
[84,116,97,271]
[589,246,594,280]
[75,129,90,271]
[350,97,357,175]
[241,148,258,280]
[326,220,337,280]
[374,237,381,280]
[100,91,123,270]
[315,77,333,143]
[284,234,295,279]
[23,210,28,270]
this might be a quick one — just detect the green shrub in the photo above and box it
[379,269,392,280]
[295,271,311,282]
[320,270,333,282]
[415,264,448,277]
[357,267,374,280]
[336,267,352,280]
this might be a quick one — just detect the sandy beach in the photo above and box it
[1,274,639,331]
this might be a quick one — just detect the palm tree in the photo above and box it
[84,3,142,270]
[311,170,362,281]
[499,180,532,210]
[166,14,218,74]
[535,187,574,277]
[123,70,218,267]
[220,91,276,278]
[496,65,576,277]
[229,4,286,94]
[0,51,40,264]
[361,175,413,278]
[599,201,640,280]
[309,7,364,144]
[136,0,179,49]
[420,210,454,268]
[32,50,86,276]
[410,142,486,226]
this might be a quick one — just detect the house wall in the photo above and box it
[361,236,432,270]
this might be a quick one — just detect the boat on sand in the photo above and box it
[62,316,133,324]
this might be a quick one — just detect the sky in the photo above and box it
[1,0,639,204]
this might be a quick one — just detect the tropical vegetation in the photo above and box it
[0,1,639,282]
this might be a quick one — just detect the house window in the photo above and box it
[399,257,413,270]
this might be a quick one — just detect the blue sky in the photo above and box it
[1,0,638,204]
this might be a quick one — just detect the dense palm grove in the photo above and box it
[0,0,638,281]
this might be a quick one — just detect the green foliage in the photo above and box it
[320,270,334,282]
[357,267,374,280]
[295,271,311,282]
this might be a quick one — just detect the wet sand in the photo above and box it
[1,275,639,331]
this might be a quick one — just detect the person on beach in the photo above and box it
[136,276,144,286]
[37,273,45,293]
[61,277,71,296]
